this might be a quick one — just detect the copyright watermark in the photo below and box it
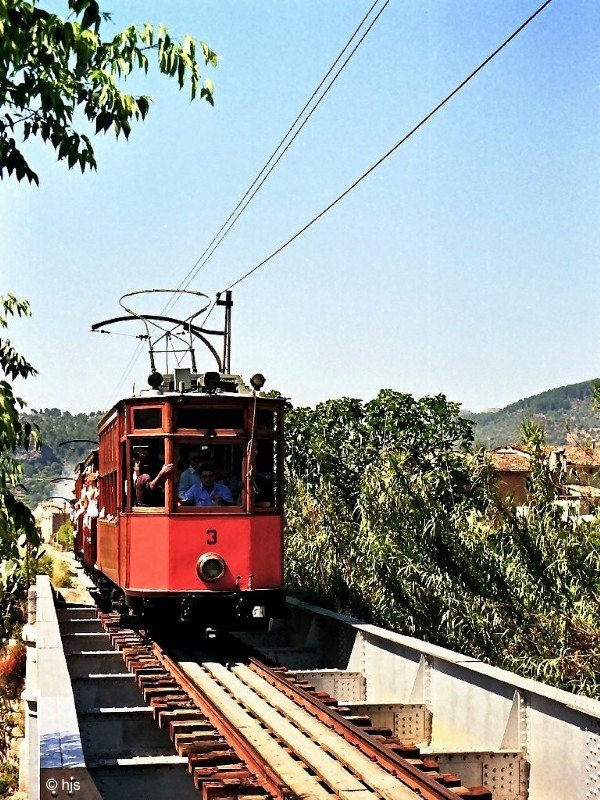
[45,776,81,795]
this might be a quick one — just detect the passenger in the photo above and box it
[84,474,99,527]
[135,456,174,506]
[178,448,214,495]
[180,465,234,507]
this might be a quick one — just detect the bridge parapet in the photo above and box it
[286,597,600,800]
[21,575,101,800]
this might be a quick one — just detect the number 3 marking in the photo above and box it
[206,529,217,545]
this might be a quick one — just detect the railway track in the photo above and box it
[57,603,493,799]
[26,575,600,799]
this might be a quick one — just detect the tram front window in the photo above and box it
[176,442,244,508]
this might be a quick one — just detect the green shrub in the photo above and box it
[35,552,74,588]
[52,559,75,589]
[284,391,600,698]
[0,762,18,798]
[56,521,74,550]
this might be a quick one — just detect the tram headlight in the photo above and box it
[196,553,226,582]
[203,372,220,392]
[148,370,163,389]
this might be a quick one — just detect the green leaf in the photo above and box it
[0,4,217,184]
[81,0,100,30]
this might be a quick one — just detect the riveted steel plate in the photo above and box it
[427,750,527,800]
[291,669,366,702]
[342,702,432,743]
[260,646,320,670]
[586,731,600,799]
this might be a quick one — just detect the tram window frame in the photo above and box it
[121,441,128,511]
[129,437,170,511]
[175,405,245,434]
[252,437,281,511]
[256,407,278,433]
[175,439,247,512]
[130,406,164,432]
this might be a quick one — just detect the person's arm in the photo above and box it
[149,463,174,491]
[212,483,234,506]
[180,485,196,506]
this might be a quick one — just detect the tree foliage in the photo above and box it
[0,295,40,638]
[284,391,600,697]
[19,408,103,507]
[0,0,218,183]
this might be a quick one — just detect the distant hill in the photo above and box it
[19,408,105,508]
[464,379,600,448]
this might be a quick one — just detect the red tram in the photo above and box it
[76,290,286,631]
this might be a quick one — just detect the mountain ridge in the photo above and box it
[463,378,600,447]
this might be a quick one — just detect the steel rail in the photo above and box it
[247,656,465,800]
[150,642,296,800]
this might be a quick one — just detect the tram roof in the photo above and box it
[97,372,285,431]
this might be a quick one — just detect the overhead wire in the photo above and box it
[223,0,554,293]
[161,0,390,318]
[111,0,553,391]
[113,0,390,391]
[113,341,146,394]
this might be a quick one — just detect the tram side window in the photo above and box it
[254,439,279,509]
[121,442,127,510]
[131,438,169,509]
[256,408,278,432]
[176,442,244,507]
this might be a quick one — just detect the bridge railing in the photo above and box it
[21,575,101,800]
[287,597,600,800]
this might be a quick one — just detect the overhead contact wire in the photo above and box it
[173,0,391,299]
[224,0,554,292]
[113,341,145,394]
[162,0,389,318]
[116,1,388,388]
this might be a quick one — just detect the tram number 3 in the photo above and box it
[206,529,218,545]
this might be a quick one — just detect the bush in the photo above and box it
[0,641,25,700]
[56,521,74,550]
[0,641,25,794]
[284,391,600,698]
[36,552,74,588]
[0,762,18,798]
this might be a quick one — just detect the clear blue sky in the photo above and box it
[3,0,599,413]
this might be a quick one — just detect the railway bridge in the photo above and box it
[19,573,600,800]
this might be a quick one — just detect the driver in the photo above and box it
[180,465,234,507]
